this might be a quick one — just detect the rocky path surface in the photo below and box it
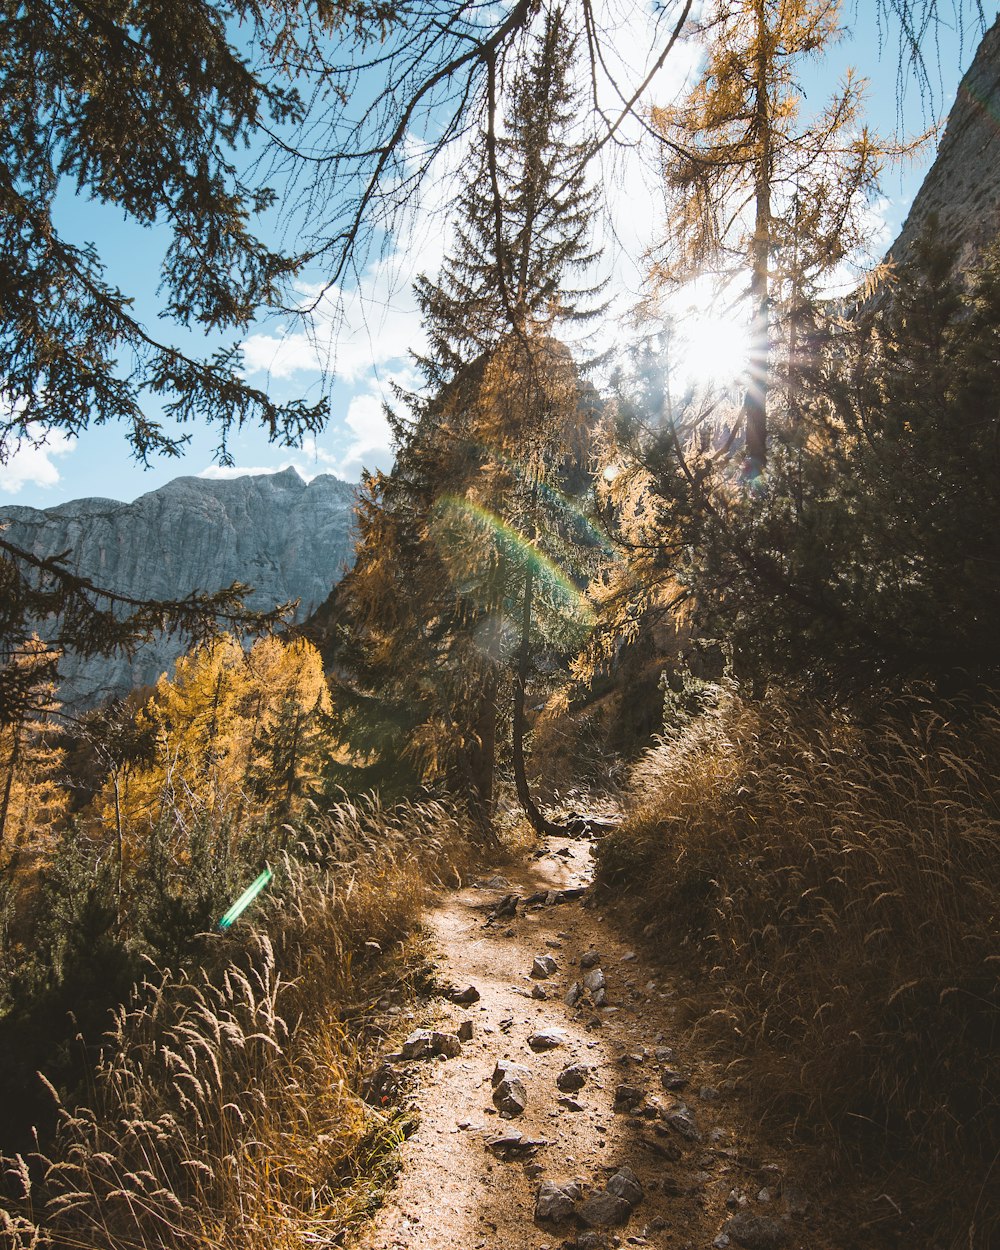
[355,833,829,1250]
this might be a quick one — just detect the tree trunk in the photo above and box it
[512,563,563,837]
[743,0,772,481]
[0,726,22,849]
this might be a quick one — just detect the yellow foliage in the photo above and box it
[0,637,67,866]
[96,635,334,840]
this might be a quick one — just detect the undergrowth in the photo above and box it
[0,794,471,1249]
[597,684,1000,1248]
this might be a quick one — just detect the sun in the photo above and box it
[668,285,751,393]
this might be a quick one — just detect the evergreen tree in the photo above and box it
[332,6,606,832]
[609,227,1000,696]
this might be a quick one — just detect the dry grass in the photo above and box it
[1,794,471,1250]
[597,686,1000,1247]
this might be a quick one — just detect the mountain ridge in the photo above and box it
[1,467,357,709]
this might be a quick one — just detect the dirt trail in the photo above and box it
[355,833,827,1250]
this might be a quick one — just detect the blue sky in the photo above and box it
[1,1,993,510]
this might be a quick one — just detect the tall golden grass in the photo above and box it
[597,685,1000,1246]
[1,794,471,1250]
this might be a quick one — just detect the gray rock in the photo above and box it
[583,967,606,993]
[577,1233,608,1250]
[532,954,559,978]
[557,1095,585,1111]
[534,1180,580,1221]
[606,1166,643,1208]
[577,1190,632,1228]
[457,1019,474,1041]
[450,985,481,1004]
[592,987,608,1009]
[491,1058,528,1087]
[430,1031,462,1058]
[401,1029,461,1060]
[660,1068,688,1090]
[400,1029,435,1060]
[613,1084,645,1113]
[662,1105,701,1140]
[485,1129,545,1157]
[527,1029,564,1052]
[556,1063,589,1092]
[0,468,356,708]
[564,981,583,1007]
[531,984,548,1000]
[580,950,602,968]
[699,1085,721,1102]
[489,893,519,920]
[890,16,1000,279]
[722,1214,790,1250]
[493,1077,528,1117]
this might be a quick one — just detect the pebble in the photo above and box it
[556,1063,589,1092]
[491,1058,529,1087]
[607,1166,643,1207]
[532,954,559,978]
[400,1029,462,1060]
[450,985,481,1005]
[584,967,606,993]
[492,1077,528,1117]
[613,1084,645,1113]
[660,1068,687,1090]
[662,1105,701,1141]
[578,1190,633,1228]
[528,1029,565,1052]
[580,949,602,968]
[535,1180,580,1221]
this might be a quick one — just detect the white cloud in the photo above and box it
[0,431,75,495]
[334,364,421,481]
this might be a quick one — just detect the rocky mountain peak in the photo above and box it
[1,468,358,710]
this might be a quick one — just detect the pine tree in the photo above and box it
[332,6,606,832]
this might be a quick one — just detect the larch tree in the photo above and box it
[648,0,903,476]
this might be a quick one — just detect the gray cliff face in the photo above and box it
[1,467,357,708]
[890,16,1000,273]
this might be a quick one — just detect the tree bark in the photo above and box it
[511,562,563,837]
[743,0,773,481]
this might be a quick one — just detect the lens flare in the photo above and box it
[433,495,596,628]
[218,867,273,930]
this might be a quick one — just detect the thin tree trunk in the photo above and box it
[743,0,772,480]
[0,727,22,849]
[512,562,563,837]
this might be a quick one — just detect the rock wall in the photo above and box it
[890,15,1000,273]
[1,467,357,708]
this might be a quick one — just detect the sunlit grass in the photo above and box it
[1,794,472,1250]
[597,686,1000,1246]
